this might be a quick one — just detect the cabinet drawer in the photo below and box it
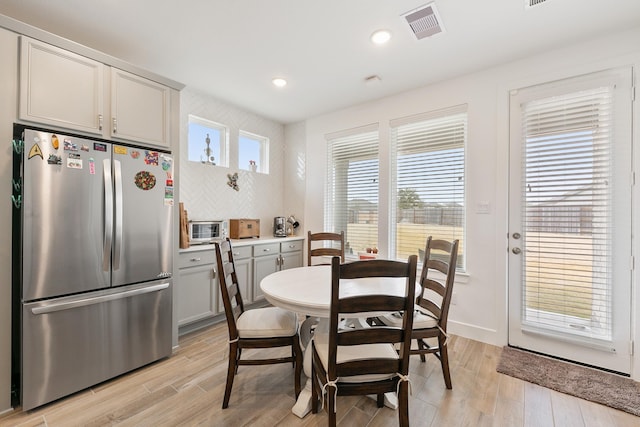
[231,245,252,260]
[253,243,280,257]
[178,250,216,269]
[281,240,303,253]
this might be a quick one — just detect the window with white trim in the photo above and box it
[325,125,379,257]
[239,130,269,173]
[187,115,228,166]
[390,106,467,270]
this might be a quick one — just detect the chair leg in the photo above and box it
[376,393,384,408]
[293,336,302,398]
[417,338,427,363]
[327,384,337,427]
[439,336,452,389]
[222,342,238,409]
[398,379,410,427]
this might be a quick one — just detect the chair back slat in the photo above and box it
[336,328,404,347]
[336,359,402,378]
[308,231,345,265]
[422,278,446,297]
[338,295,407,314]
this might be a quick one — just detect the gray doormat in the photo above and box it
[497,346,640,417]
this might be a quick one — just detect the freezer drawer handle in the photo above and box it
[30,283,170,315]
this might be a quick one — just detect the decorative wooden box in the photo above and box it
[229,219,260,239]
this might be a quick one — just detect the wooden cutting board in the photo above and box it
[179,202,189,248]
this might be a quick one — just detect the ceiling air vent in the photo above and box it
[403,3,444,40]
[526,0,548,8]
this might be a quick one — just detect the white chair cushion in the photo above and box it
[380,310,439,329]
[313,332,398,383]
[236,307,298,338]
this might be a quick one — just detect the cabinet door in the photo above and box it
[253,254,279,301]
[110,68,170,147]
[280,251,303,271]
[19,37,104,134]
[177,265,216,326]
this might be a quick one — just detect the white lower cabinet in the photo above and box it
[253,240,304,301]
[177,251,217,327]
[178,238,303,332]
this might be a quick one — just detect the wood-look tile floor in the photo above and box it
[1,322,639,427]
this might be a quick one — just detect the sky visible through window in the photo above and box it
[188,122,221,164]
[239,135,261,171]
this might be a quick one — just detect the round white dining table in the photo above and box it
[260,264,411,418]
[261,264,412,318]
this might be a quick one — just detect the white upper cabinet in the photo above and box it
[110,68,170,147]
[19,37,104,135]
[19,37,171,148]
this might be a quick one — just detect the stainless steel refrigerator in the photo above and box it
[12,126,173,410]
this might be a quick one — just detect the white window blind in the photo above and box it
[326,126,379,256]
[390,107,466,269]
[521,86,613,340]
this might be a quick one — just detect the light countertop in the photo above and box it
[179,235,304,253]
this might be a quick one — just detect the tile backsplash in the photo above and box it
[179,87,286,232]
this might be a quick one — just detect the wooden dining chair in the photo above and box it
[307,231,345,266]
[310,255,417,427]
[379,236,459,389]
[214,238,303,408]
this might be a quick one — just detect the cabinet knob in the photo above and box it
[98,114,103,130]
[112,117,117,133]
[190,257,201,262]
[263,248,271,252]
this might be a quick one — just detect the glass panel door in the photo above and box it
[508,68,633,374]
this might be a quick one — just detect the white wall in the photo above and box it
[283,121,306,236]
[179,88,286,233]
[297,27,640,379]
[0,27,18,414]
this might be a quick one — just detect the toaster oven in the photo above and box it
[188,220,227,244]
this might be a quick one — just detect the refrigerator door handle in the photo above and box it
[30,282,170,315]
[113,159,123,271]
[102,159,113,271]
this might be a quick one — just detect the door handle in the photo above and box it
[512,247,522,255]
[103,159,113,271]
[113,160,123,271]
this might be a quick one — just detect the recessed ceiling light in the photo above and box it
[371,29,392,45]
[272,78,287,88]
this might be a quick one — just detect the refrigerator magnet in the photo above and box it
[93,143,107,152]
[114,145,128,155]
[134,171,156,190]
[164,187,174,206]
[67,156,82,169]
[144,151,159,166]
[130,150,140,159]
[63,139,78,151]
[81,144,89,152]
[89,158,96,175]
[47,154,62,165]
[51,134,59,150]
[28,143,43,160]
[161,155,172,171]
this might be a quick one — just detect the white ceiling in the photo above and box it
[0,0,639,124]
